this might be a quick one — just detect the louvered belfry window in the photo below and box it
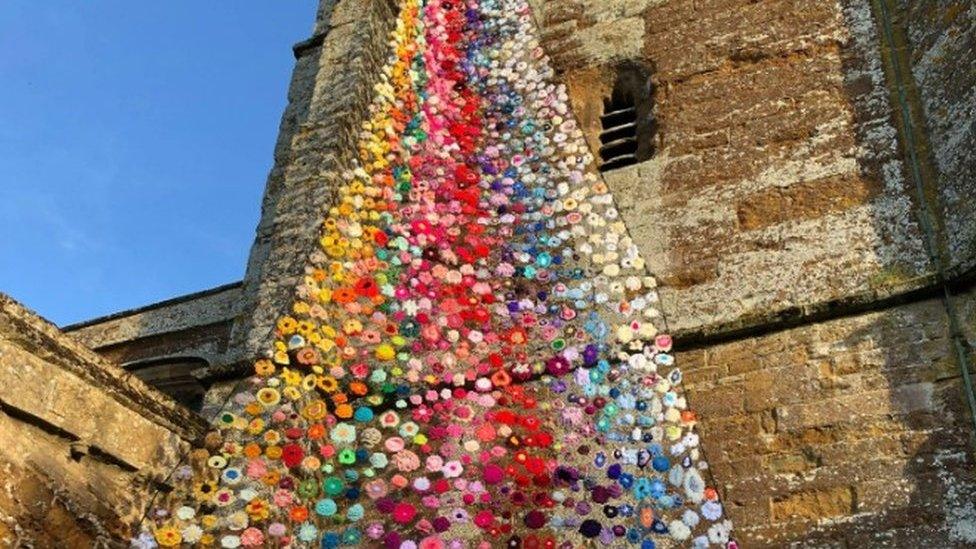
[598,63,656,172]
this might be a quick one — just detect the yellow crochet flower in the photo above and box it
[342,319,364,335]
[309,290,328,307]
[154,526,182,547]
[256,387,280,407]
[375,344,396,361]
[263,430,281,445]
[273,349,290,365]
[276,316,298,334]
[316,375,339,393]
[281,368,302,386]
[282,386,302,401]
[248,418,265,436]
[245,498,270,521]
[193,481,218,502]
[297,320,317,338]
[200,515,218,529]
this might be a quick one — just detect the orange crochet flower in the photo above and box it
[307,423,326,440]
[332,287,356,304]
[491,370,512,387]
[289,505,309,522]
[243,443,262,459]
[348,381,369,397]
[262,471,281,486]
[334,403,353,419]
[254,359,275,377]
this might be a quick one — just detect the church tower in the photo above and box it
[217,0,976,545]
[1,0,973,547]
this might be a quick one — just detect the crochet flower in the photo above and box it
[392,503,417,524]
[331,423,357,444]
[154,526,181,547]
[240,528,264,547]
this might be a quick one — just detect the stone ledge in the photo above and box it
[0,293,208,441]
[293,32,327,59]
[0,293,210,544]
[64,282,242,352]
[672,264,976,349]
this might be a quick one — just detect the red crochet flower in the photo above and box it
[354,277,379,298]
[281,443,304,468]
[392,503,417,524]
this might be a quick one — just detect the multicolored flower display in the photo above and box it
[136,0,736,547]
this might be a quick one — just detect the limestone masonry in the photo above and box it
[2,0,974,547]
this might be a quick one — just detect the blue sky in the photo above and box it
[0,2,315,326]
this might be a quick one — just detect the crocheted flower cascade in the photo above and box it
[135,1,735,548]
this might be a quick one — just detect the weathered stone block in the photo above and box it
[0,294,206,545]
[770,486,856,521]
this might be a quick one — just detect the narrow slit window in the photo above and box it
[599,63,656,172]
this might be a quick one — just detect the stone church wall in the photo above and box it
[519,0,976,545]
[0,295,207,547]
[193,0,976,545]
[900,0,976,277]
[680,289,976,545]
[528,0,933,336]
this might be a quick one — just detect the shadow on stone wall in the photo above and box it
[771,0,976,545]
[664,0,976,543]
[793,299,976,547]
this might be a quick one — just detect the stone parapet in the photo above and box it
[64,282,242,372]
[0,293,207,546]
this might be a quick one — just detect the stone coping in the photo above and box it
[0,293,208,442]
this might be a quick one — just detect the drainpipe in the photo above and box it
[871,0,976,437]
